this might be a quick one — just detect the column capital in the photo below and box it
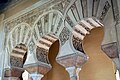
[56,52,88,68]
[4,67,24,77]
[24,62,51,75]
[4,67,24,80]
[101,42,119,59]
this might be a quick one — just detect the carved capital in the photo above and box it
[101,42,119,59]
[24,62,51,75]
[57,52,88,68]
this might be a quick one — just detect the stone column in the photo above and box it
[57,51,88,80]
[112,0,120,78]
[56,40,88,80]
[3,43,28,80]
[66,67,81,80]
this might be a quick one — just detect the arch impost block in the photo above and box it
[24,62,52,75]
[4,67,24,77]
[101,42,119,59]
[56,52,88,68]
[70,18,103,54]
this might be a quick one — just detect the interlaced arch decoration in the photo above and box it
[6,23,32,68]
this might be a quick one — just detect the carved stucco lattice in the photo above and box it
[36,47,49,64]
[59,27,70,45]
[101,42,119,59]
[28,38,36,54]
[10,56,23,67]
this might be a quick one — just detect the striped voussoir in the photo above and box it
[72,18,103,53]
[10,44,27,68]
[72,18,103,42]
[36,33,58,63]
[25,33,58,75]
[57,18,103,68]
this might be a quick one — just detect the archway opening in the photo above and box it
[80,27,115,80]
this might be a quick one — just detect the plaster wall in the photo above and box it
[0,0,118,80]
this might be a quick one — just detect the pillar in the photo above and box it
[101,42,120,77]
[56,40,88,80]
